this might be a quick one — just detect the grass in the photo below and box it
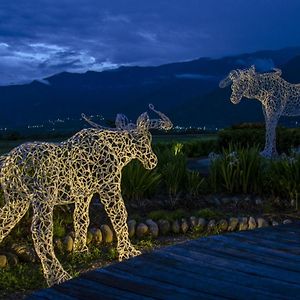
[0,263,46,293]
[147,209,189,222]
[0,234,192,297]
[196,208,223,219]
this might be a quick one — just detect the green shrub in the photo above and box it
[182,139,218,157]
[218,128,264,150]
[147,210,173,222]
[154,139,218,158]
[147,209,188,221]
[219,126,300,154]
[267,155,300,209]
[122,160,161,201]
[196,208,222,219]
[158,144,187,202]
[209,145,263,194]
[0,263,46,292]
[186,171,205,197]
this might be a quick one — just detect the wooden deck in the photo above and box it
[28,223,300,300]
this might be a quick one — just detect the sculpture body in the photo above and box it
[0,105,172,286]
[220,66,300,157]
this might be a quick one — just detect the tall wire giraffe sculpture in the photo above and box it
[220,65,300,158]
[0,104,172,286]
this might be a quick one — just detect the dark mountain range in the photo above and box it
[1,46,300,131]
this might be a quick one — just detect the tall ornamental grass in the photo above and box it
[122,160,161,201]
[209,145,263,194]
[267,154,300,209]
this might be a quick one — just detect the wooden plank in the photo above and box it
[187,232,300,254]
[99,265,222,300]
[28,288,77,300]
[111,252,296,299]
[272,223,300,233]
[151,250,300,296]
[82,267,201,299]
[27,223,300,300]
[53,277,147,300]
[231,226,300,244]
[227,232,300,254]
[215,227,300,245]
[166,245,300,285]
[222,223,300,240]
[176,239,300,274]
[213,234,300,262]
[185,237,300,271]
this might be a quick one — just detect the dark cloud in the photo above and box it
[1,0,300,85]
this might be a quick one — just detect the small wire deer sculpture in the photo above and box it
[220,65,300,157]
[0,104,172,286]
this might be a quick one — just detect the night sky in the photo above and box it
[1,0,300,85]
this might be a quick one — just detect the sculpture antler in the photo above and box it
[115,114,136,130]
[148,104,173,130]
[81,113,119,131]
[82,104,173,132]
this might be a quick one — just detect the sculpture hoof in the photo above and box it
[47,270,72,286]
[118,248,141,261]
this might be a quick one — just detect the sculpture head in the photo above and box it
[132,112,158,170]
[219,65,256,104]
[126,104,173,170]
[82,104,173,170]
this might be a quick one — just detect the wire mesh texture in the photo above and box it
[0,104,172,286]
[220,66,300,157]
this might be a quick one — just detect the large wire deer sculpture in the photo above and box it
[0,104,172,286]
[220,65,300,158]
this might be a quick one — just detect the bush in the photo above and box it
[218,128,264,150]
[182,139,218,157]
[0,263,46,292]
[196,208,222,219]
[219,126,300,154]
[122,160,161,201]
[186,171,205,197]
[157,144,187,200]
[209,145,263,194]
[267,154,300,209]
[154,139,218,158]
[147,209,188,221]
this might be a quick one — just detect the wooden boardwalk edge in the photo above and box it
[27,223,300,300]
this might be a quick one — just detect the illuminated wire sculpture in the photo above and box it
[0,104,172,286]
[219,65,300,158]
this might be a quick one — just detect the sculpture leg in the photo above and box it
[73,195,92,253]
[31,201,71,286]
[100,187,141,261]
[0,199,30,244]
[261,107,279,158]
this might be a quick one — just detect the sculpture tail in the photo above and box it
[0,200,30,244]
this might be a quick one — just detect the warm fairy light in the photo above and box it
[0,104,172,286]
[220,66,299,158]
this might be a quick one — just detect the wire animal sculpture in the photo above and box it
[0,104,172,286]
[219,65,300,157]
